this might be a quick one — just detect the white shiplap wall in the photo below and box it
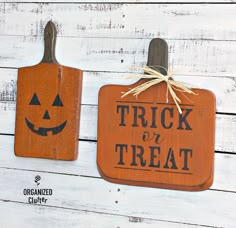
[0,2,236,227]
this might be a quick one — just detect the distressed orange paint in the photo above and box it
[15,63,82,160]
[97,81,216,191]
[14,21,83,160]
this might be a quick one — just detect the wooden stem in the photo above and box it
[147,38,168,75]
[42,21,58,63]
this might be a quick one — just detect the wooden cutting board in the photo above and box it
[97,38,216,191]
[14,21,83,160]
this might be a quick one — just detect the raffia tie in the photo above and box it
[121,66,197,114]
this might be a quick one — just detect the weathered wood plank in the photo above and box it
[0,200,191,228]
[0,135,235,192]
[0,69,236,152]
[1,102,236,152]
[1,69,236,112]
[0,3,236,40]
[1,108,236,153]
[0,1,234,227]
[0,36,235,77]
[0,167,235,227]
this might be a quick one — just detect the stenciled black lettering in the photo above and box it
[130,145,146,167]
[132,106,148,127]
[143,131,161,144]
[149,146,160,168]
[142,131,151,142]
[163,148,178,169]
[180,148,193,170]
[115,144,128,165]
[161,107,174,129]
[153,133,161,144]
[116,105,129,126]
[177,109,192,130]
[150,107,158,128]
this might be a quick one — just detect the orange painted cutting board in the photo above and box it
[14,21,83,160]
[97,38,216,190]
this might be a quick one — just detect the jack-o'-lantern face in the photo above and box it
[25,93,67,136]
[15,63,83,160]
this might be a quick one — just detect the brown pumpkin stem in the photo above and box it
[147,38,168,76]
[42,21,58,63]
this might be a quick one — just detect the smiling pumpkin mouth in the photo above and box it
[25,118,67,136]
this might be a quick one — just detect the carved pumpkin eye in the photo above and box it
[52,94,63,107]
[29,93,40,105]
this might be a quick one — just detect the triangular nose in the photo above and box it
[43,110,50,119]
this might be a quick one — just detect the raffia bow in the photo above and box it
[121,66,197,114]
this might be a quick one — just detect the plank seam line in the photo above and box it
[216,112,236,116]
[0,134,236,154]
[215,150,236,155]
[1,34,236,42]
[0,198,223,228]
[80,138,97,143]
[0,166,102,179]
[0,166,235,194]
[210,188,236,194]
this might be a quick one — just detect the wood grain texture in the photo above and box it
[0,1,235,227]
[0,135,236,192]
[1,36,236,77]
[0,167,235,227]
[0,3,236,40]
[0,201,199,228]
[1,69,236,113]
[98,83,215,190]
[15,63,83,160]
[2,106,236,153]
[1,69,236,153]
